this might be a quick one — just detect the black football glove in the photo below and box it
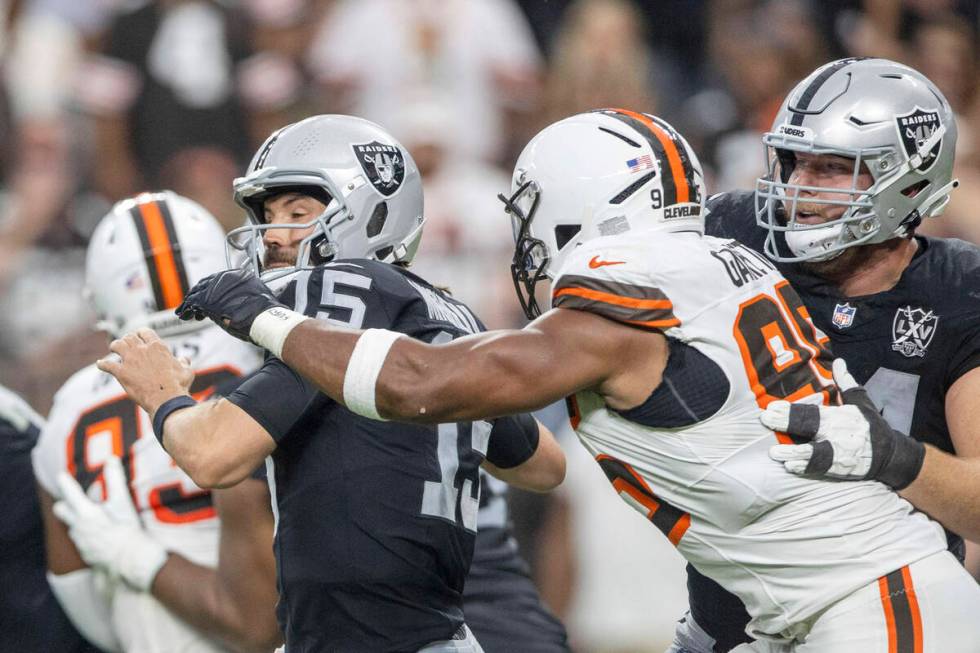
[175,269,286,342]
[762,358,926,490]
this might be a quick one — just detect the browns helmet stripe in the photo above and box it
[130,196,189,311]
[598,108,695,206]
[788,58,866,126]
[157,198,190,300]
[647,114,700,204]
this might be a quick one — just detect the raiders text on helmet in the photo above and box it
[85,191,228,337]
[500,109,706,318]
[228,115,425,279]
[756,58,959,262]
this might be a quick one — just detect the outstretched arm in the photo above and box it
[172,268,668,424]
[279,306,665,423]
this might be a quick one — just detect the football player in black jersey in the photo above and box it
[0,386,100,653]
[98,115,568,653]
[664,57,980,653]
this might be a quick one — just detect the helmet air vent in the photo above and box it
[366,201,388,237]
[900,179,930,198]
[554,224,582,250]
[598,127,641,148]
[610,170,657,205]
[292,131,321,157]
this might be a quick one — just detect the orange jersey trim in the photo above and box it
[553,286,673,310]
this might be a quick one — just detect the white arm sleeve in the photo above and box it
[47,569,122,653]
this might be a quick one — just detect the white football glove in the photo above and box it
[53,455,169,591]
[762,358,925,490]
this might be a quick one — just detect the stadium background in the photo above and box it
[0,0,976,650]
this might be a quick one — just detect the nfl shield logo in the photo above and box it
[891,306,939,358]
[832,302,856,329]
[352,141,405,197]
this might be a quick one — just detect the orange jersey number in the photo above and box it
[65,366,240,523]
[733,280,837,411]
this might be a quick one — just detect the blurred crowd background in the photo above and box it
[1,0,977,650]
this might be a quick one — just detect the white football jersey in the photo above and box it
[33,326,262,652]
[552,231,946,640]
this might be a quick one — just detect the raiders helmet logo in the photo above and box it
[353,141,405,196]
[895,107,942,172]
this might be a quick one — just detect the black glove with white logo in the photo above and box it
[175,269,285,342]
[763,359,926,490]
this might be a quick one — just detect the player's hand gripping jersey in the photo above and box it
[33,327,261,652]
[552,230,947,640]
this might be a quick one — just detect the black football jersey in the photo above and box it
[228,260,558,652]
[706,190,980,451]
[685,190,980,651]
[0,387,99,653]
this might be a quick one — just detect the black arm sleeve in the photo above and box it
[485,413,540,469]
[227,358,320,443]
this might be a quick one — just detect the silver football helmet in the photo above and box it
[756,58,959,262]
[228,115,425,280]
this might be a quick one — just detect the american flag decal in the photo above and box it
[626,154,653,172]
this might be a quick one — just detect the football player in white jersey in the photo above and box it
[141,110,980,651]
[32,191,272,652]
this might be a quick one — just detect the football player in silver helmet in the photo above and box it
[670,57,980,653]
[98,115,568,653]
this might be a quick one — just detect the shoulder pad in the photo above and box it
[0,386,43,433]
[552,236,679,331]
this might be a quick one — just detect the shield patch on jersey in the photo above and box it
[895,107,942,172]
[353,141,405,196]
[891,305,939,358]
[832,302,856,329]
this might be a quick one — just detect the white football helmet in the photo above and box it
[501,109,706,318]
[85,191,228,337]
[228,114,425,280]
[756,58,959,262]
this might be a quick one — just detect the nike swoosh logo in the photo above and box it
[589,256,626,269]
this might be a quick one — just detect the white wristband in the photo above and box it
[343,328,404,421]
[249,307,309,358]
